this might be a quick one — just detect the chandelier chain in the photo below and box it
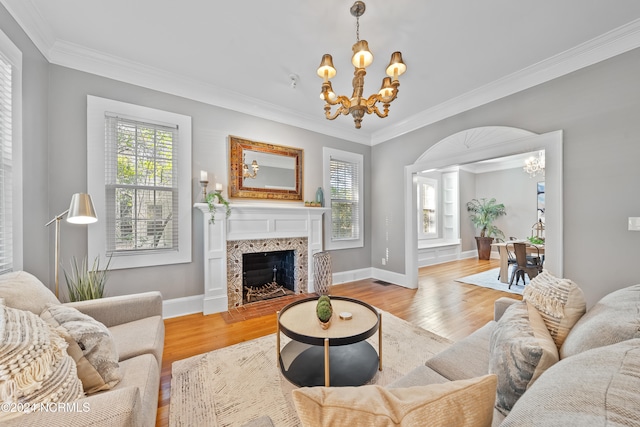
[356,16,360,41]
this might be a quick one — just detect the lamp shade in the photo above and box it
[351,40,373,68]
[66,193,98,224]
[378,77,394,100]
[317,54,337,80]
[385,51,407,79]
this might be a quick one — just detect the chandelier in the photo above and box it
[316,1,407,129]
[523,151,545,178]
[243,153,259,179]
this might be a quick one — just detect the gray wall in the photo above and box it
[0,4,49,282]
[47,65,371,300]
[474,168,540,240]
[372,46,640,307]
[459,170,477,252]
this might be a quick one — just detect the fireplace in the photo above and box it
[242,250,295,303]
[195,203,327,314]
[226,237,308,308]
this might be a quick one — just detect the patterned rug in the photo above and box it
[455,267,527,295]
[169,311,452,426]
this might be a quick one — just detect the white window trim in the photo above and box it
[0,29,22,272]
[87,95,192,269]
[322,147,364,250]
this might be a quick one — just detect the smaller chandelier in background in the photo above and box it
[316,1,407,129]
[243,154,259,179]
[524,151,545,178]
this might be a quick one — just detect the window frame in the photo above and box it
[322,147,364,250]
[87,96,192,270]
[416,176,438,240]
[0,29,22,273]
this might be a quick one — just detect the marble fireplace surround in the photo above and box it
[194,203,328,314]
[227,237,307,308]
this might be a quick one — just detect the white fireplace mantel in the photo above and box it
[194,203,329,314]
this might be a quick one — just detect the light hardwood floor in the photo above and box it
[155,258,520,426]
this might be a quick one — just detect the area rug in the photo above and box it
[455,267,527,295]
[169,311,452,426]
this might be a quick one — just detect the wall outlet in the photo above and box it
[381,258,386,265]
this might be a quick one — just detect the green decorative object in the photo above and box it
[63,255,112,302]
[316,296,333,328]
[205,191,231,224]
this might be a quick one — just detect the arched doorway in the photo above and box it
[403,126,563,288]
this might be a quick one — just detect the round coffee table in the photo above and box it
[277,296,382,387]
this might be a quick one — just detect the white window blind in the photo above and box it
[330,157,360,241]
[105,115,178,254]
[0,52,12,273]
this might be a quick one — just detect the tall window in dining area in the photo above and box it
[323,148,364,250]
[105,116,178,253]
[417,177,437,239]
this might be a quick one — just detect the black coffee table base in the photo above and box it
[280,340,379,387]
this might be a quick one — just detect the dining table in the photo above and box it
[491,240,545,284]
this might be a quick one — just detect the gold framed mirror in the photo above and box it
[229,136,303,200]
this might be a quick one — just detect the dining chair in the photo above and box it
[495,238,517,281]
[508,242,543,289]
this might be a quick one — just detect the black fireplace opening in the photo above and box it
[242,250,295,304]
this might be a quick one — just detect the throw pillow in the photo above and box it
[0,305,84,421]
[292,374,497,427]
[489,301,559,416]
[0,271,60,314]
[522,270,586,350]
[502,338,640,426]
[560,284,640,359]
[40,304,121,393]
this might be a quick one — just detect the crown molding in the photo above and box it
[371,18,640,145]
[0,0,55,59]
[4,0,640,147]
[48,40,371,145]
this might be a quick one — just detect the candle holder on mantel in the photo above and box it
[199,180,208,202]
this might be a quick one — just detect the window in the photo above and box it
[0,30,22,273]
[417,177,437,239]
[88,96,192,269]
[105,116,178,253]
[323,148,364,250]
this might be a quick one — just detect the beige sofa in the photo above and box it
[287,274,640,426]
[386,282,640,426]
[0,271,164,427]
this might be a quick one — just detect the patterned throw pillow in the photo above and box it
[292,375,497,427]
[522,271,586,350]
[489,301,559,416]
[0,305,84,421]
[40,304,121,394]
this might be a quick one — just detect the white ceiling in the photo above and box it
[4,0,640,145]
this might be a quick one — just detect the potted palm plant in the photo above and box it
[466,198,506,260]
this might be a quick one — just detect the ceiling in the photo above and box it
[4,1,640,145]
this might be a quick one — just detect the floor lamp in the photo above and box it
[45,193,98,298]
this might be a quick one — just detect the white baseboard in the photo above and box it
[371,268,411,288]
[331,268,373,285]
[162,294,203,319]
[460,250,478,259]
[163,263,458,318]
